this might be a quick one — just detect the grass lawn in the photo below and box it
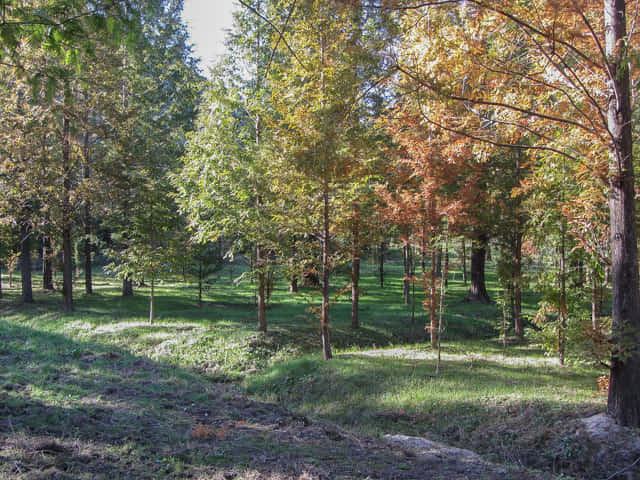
[0,256,607,477]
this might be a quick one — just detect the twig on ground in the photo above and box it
[605,455,640,480]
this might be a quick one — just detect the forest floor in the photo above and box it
[1,263,637,479]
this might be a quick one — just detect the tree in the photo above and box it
[270,0,389,359]
[392,0,640,427]
[176,0,286,334]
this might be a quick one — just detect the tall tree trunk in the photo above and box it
[435,219,450,375]
[257,245,267,333]
[592,270,601,334]
[403,236,411,305]
[351,216,360,329]
[42,236,54,290]
[435,247,442,277]
[74,241,81,286]
[20,221,33,304]
[466,231,491,303]
[513,230,524,340]
[290,275,298,293]
[84,231,92,294]
[198,262,203,307]
[321,183,332,360]
[378,242,385,288]
[443,242,449,287]
[149,276,155,324]
[605,0,640,427]
[461,238,467,285]
[83,133,93,295]
[410,249,416,324]
[62,226,73,311]
[61,110,73,312]
[558,222,567,366]
[429,247,437,348]
[122,276,134,297]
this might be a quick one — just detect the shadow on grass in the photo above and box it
[0,319,530,480]
[246,352,605,475]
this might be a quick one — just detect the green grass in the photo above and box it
[0,258,607,477]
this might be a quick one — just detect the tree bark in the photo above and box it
[443,242,449,287]
[83,134,93,295]
[321,182,332,360]
[84,232,92,294]
[61,226,73,311]
[461,238,467,285]
[558,222,567,366]
[61,110,73,312]
[513,230,524,340]
[592,270,602,334]
[257,244,267,333]
[403,237,411,305]
[20,221,33,304]
[74,241,81,286]
[466,231,491,303]
[378,242,385,288]
[122,276,134,297]
[149,276,155,324]
[198,262,203,307]
[429,247,437,348]
[42,236,54,290]
[351,219,360,329]
[605,0,640,427]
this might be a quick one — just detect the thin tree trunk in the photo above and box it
[20,221,33,304]
[42,237,54,290]
[467,231,491,304]
[321,183,332,360]
[81,118,92,292]
[351,219,360,329]
[61,109,73,312]
[605,0,640,427]
[429,248,437,348]
[198,262,203,307]
[592,271,601,334]
[74,241,80,286]
[290,274,298,293]
[513,230,523,340]
[502,287,508,356]
[435,219,449,375]
[444,242,449,287]
[435,247,442,277]
[83,134,93,295]
[378,242,385,288]
[62,226,73,311]
[410,254,416,325]
[84,232,92,294]
[403,237,411,305]
[149,276,155,323]
[461,238,467,285]
[558,222,567,366]
[257,245,267,333]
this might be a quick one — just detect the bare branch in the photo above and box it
[237,0,311,72]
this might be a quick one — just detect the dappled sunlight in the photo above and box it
[93,321,205,334]
[354,347,561,367]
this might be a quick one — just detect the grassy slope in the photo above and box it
[0,258,606,477]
